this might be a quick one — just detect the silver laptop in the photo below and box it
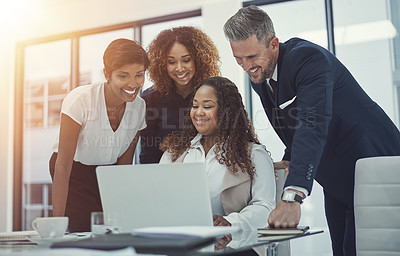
[96,162,213,232]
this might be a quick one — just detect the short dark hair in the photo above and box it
[103,38,150,74]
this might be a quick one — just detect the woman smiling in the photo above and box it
[160,76,276,232]
[49,39,149,232]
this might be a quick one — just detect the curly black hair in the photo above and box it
[160,76,260,179]
[147,26,220,95]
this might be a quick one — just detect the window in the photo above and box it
[22,39,71,229]
[333,0,397,121]
[390,0,400,70]
[390,0,400,125]
[79,28,135,86]
[250,0,328,163]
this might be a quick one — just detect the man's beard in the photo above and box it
[248,68,268,84]
[248,59,274,84]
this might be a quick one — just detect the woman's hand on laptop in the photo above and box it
[213,215,231,226]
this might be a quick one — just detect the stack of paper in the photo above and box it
[0,230,39,241]
[0,230,40,248]
[257,226,310,241]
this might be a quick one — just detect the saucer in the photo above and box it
[30,234,78,247]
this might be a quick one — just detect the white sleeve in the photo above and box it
[159,151,173,164]
[284,186,309,197]
[224,144,276,231]
[60,88,87,125]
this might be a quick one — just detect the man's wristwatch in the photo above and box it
[281,190,304,204]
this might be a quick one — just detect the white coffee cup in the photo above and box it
[32,217,69,238]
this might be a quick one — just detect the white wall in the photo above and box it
[0,0,243,232]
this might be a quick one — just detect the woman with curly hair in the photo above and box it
[140,26,220,164]
[160,76,276,231]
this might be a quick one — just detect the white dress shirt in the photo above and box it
[160,133,276,231]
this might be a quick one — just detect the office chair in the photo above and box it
[354,156,400,255]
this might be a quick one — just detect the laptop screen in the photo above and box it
[96,162,213,232]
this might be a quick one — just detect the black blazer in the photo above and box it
[251,38,400,205]
[139,86,193,164]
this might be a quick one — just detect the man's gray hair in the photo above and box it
[223,5,275,44]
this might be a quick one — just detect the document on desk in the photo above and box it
[132,225,240,239]
[0,230,40,241]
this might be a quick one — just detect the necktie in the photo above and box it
[269,78,277,93]
[267,78,277,103]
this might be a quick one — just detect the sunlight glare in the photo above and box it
[0,0,37,37]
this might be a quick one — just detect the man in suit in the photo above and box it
[224,5,400,256]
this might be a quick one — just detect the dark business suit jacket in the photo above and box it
[251,38,400,205]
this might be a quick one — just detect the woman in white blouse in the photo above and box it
[49,39,149,232]
[160,76,276,231]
